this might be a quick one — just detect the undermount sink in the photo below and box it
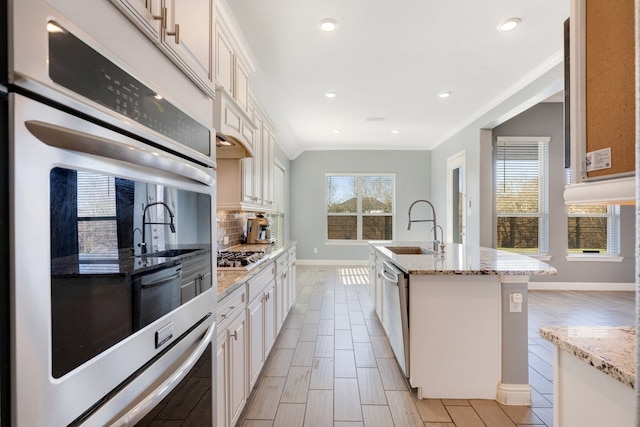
[145,248,201,258]
[384,246,434,255]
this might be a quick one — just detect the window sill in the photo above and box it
[325,240,392,246]
[565,255,624,263]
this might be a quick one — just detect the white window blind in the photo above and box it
[271,162,286,248]
[495,137,549,253]
[565,169,620,255]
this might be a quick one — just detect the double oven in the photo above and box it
[2,0,216,425]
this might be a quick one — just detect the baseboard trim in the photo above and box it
[496,383,531,406]
[296,259,369,266]
[528,282,635,291]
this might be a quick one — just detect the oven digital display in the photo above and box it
[47,22,211,157]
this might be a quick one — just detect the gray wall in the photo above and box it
[492,103,634,283]
[430,63,565,248]
[290,150,431,260]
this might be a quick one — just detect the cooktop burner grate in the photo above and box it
[217,250,266,270]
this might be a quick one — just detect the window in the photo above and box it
[495,137,549,253]
[271,162,286,247]
[326,174,394,241]
[565,169,620,255]
[77,170,119,260]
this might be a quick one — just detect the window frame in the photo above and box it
[325,173,395,244]
[564,169,622,261]
[495,136,550,256]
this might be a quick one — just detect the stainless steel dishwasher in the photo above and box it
[381,261,410,377]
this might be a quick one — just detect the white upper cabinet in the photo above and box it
[215,24,235,98]
[111,0,215,98]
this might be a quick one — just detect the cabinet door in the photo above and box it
[247,295,264,390]
[263,282,276,357]
[288,251,296,307]
[234,60,250,112]
[162,0,213,96]
[111,0,163,40]
[229,313,247,425]
[215,25,234,96]
[262,126,274,208]
[216,334,228,427]
[242,112,262,206]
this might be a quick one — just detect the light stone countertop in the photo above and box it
[539,325,635,389]
[217,241,296,301]
[370,241,557,276]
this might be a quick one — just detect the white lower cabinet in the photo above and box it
[216,286,247,427]
[217,246,297,426]
[247,263,276,390]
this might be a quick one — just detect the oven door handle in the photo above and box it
[24,120,215,186]
[111,315,215,426]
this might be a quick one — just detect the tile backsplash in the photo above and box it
[217,211,267,249]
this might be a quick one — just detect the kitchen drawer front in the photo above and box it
[247,262,275,303]
[217,286,246,332]
[275,254,288,276]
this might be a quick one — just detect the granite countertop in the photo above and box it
[539,325,635,389]
[217,241,296,301]
[371,241,556,275]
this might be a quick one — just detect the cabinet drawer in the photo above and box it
[217,285,246,332]
[275,254,288,275]
[247,263,275,303]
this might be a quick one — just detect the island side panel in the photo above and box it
[498,275,531,405]
[408,274,501,399]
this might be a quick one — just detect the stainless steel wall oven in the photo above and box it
[2,3,216,425]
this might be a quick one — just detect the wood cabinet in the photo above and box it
[218,99,276,212]
[214,1,252,111]
[275,253,289,334]
[110,0,214,98]
[569,0,636,182]
[216,245,296,426]
[287,247,297,308]
[216,286,247,427]
[246,263,276,390]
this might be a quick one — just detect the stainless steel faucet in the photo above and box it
[407,199,438,250]
[140,202,176,254]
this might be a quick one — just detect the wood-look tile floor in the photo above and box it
[237,265,635,427]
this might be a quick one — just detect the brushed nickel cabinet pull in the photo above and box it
[230,331,238,340]
[163,7,180,44]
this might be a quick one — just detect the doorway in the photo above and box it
[447,151,466,244]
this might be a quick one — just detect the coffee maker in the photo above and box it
[246,213,273,244]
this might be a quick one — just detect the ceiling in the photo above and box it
[224,0,570,158]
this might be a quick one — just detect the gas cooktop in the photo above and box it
[217,250,267,271]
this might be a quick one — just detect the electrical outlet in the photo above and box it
[509,292,523,313]
[223,236,229,244]
[313,247,318,254]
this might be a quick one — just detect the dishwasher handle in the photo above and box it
[381,261,401,284]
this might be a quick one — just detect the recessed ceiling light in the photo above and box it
[320,19,337,32]
[324,91,337,98]
[438,91,452,98]
[391,129,400,134]
[332,129,341,134]
[497,17,521,32]
[366,117,385,122]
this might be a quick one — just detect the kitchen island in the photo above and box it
[539,326,634,427]
[370,241,556,405]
